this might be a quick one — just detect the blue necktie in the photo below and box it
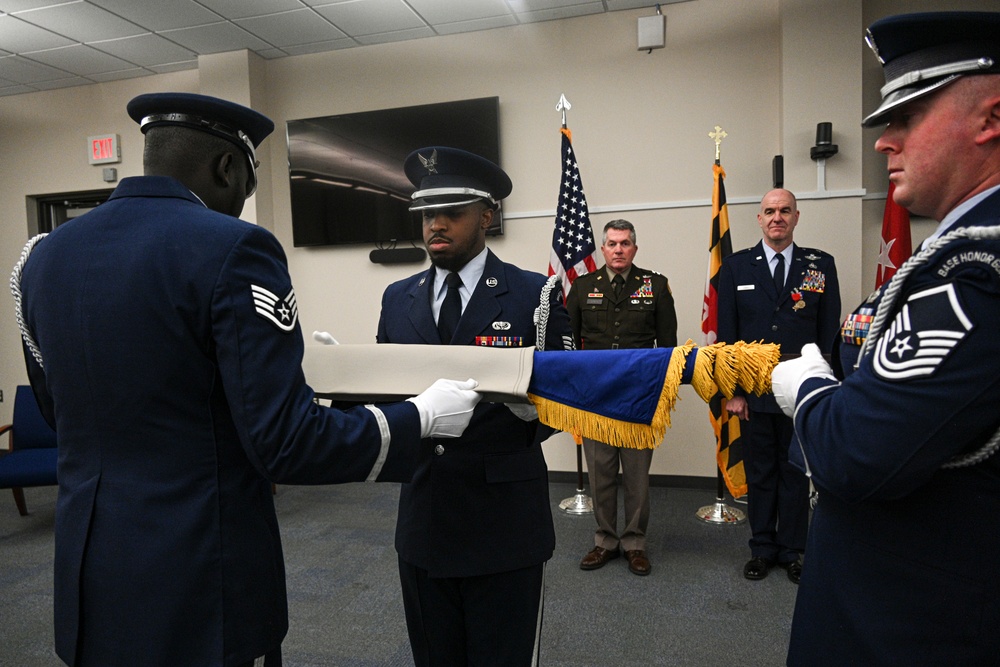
[438,272,462,343]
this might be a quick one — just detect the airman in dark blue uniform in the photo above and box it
[772,13,1000,664]
[12,94,478,667]
[717,189,841,584]
[377,147,574,667]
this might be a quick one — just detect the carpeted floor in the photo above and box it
[0,480,798,666]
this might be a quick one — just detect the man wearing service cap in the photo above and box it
[377,146,575,666]
[12,94,481,667]
[770,12,1000,664]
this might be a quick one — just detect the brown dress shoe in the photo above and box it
[579,546,620,570]
[625,550,651,576]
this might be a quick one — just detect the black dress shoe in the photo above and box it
[580,546,620,570]
[743,556,774,580]
[779,558,802,584]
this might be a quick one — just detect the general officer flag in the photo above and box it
[548,127,598,300]
[703,163,747,499]
[875,182,912,289]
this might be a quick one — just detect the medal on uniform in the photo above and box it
[791,288,805,310]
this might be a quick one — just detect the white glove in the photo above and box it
[506,402,539,422]
[407,378,481,438]
[771,343,837,417]
[313,331,340,345]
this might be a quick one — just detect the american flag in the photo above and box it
[548,127,598,299]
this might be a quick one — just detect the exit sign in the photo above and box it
[88,134,120,165]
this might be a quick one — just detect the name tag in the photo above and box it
[737,284,755,291]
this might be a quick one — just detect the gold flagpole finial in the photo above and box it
[708,125,727,163]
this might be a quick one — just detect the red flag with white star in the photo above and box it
[875,182,912,289]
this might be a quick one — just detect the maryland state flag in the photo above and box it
[702,163,747,499]
[876,181,912,289]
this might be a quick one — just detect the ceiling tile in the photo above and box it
[87,0,222,32]
[0,13,73,51]
[234,9,346,47]
[88,66,151,82]
[515,2,604,24]
[89,33,196,67]
[159,22,272,54]
[432,15,516,36]
[404,0,512,25]
[0,0,75,12]
[312,0,424,36]
[0,83,39,96]
[0,53,71,83]
[22,43,135,75]
[30,74,91,89]
[355,26,434,45]
[14,1,146,42]
[196,0,304,20]
[281,37,356,55]
[146,60,198,73]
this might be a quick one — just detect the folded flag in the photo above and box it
[301,341,779,450]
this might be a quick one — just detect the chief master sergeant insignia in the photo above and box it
[873,283,972,381]
[251,284,299,332]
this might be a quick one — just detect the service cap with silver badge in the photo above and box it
[403,146,512,212]
[862,11,1000,127]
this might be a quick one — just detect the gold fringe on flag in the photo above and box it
[529,341,780,450]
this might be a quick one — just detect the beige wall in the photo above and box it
[0,0,982,478]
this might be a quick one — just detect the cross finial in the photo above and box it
[708,125,727,163]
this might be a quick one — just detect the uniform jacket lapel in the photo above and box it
[750,241,780,301]
[405,267,441,344]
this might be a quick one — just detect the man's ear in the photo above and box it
[974,91,1000,146]
[480,206,494,230]
[213,151,236,188]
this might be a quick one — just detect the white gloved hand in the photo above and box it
[407,378,481,438]
[313,331,340,345]
[506,402,539,422]
[771,343,837,417]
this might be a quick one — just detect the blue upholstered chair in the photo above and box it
[0,385,57,516]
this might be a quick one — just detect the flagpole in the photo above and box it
[696,126,746,525]
[553,93,594,516]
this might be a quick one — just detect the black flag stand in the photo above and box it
[696,468,746,524]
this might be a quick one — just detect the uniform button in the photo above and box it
[434,444,445,456]
[771,324,778,331]
[614,321,621,327]
[614,335,621,340]
[615,307,621,313]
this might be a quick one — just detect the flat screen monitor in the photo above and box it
[287,97,502,248]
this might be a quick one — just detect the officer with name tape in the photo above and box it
[12,94,480,667]
[566,219,677,577]
[377,146,574,666]
[772,12,1000,664]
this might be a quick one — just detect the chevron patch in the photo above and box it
[251,284,298,332]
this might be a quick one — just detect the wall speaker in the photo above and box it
[369,247,427,264]
[637,14,665,52]
[772,155,783,188]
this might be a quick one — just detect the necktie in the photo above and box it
[438,272,463,343]
[773,253,785,294]
[612,274,625,298]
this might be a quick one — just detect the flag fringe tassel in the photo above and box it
[530,342,779,450]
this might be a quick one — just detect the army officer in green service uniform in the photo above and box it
[565,219,678,576]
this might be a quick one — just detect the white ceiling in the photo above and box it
[0,0,682,97]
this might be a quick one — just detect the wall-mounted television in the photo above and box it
[287,97,502,248]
